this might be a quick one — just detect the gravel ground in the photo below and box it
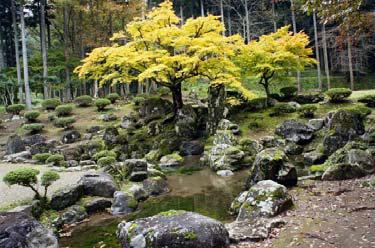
[0,163,86,209]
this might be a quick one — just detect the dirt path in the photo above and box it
[0,163,86,209]
[233,175,375,248]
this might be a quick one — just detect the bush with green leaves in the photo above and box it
[46,154,65,166]
[97,156,116,167]
[344,105,372,118]
[271,103,296,116]
[156,87,170,96]
[55,104,74,117]
[75,95,93,107]
[106,93,120,104]
[3,168,59,202]
[32,153,52,164]
[94,150,117,161]
[132,96,145,106]
[358,95,375,107]
[280,86,298,99]
[298,104,318,118]
[24,111,41,122]
[95,98,111,111]
[53,117,76,129]
[42,98,61,110]
[23,123,44,134]
[326,88,352,103]
[6,104,26,115]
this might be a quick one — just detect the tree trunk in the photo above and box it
[207,84,226,135]
[170,83,183,115]
[347,36,354,90]
[244,0,250,43]
[290,0,301,93]
[20,6,32,109]
[272,0,277,32]
[220,0,225,36]
[63,4,71,101]
[313,11,322,91]
[0,29,5,70]
[40,0,49,99]
[227,10,232,36]
[322,23,331,89]
[200,0,205,17]
[93,80,98,98]
[180,5,184,25]
[11,0,23,103]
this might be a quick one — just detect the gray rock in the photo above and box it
[23,134,46,146]
[0,212,59,248]
[237,180,293,221]
[29,140,58,155]
[117,211,230,248]
[129,171,148,182]
[259,136,285,149]
[175,105,198,138]
[66,160,79,167]
[103,127,119,146]
[86,126,102,133]
[120,116,136,129]
[180,140,204,156]
[142,177,169,196]
[101,113,117,122]
[3,151,32,163]
[303,151,326,165]
[308,118,324,131]
[6,134,25,154]
[60,146,82,161]
[84,197,113,215]
[128,185,149,201]
[293,93,324,104]
[79,172,118,197]
[50,184,84,211]
[284,142,304,156]
[275,120,314,144]
[111,191,136,215]
[159,154,183,169]
[138,97,173,119]
[79,160,96,166]
[61,130,81,144]
[54,205,87,228]
[208,144,245,171]
[217,170,234,177]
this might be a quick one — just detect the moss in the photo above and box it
[183,231,197,240]
[0,199,33,212]
[127,223,138,237]
[39,209,59,226]
[159,210,186,217]
[177,166,202,175]
[310,164,328,173]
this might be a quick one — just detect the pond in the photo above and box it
[59,159,249,248]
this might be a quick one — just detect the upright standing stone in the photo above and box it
[207,84,226,135]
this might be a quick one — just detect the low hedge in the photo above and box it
[32,153,52,164]
[298,104,318,118]
[106,93,120,104]
[75,95,93,107]
[6,104,26,115]
[55,104,74,117]
[97,156,116,167]
[46,154,65,166]
[326,88,352,103]
[22,123,44,134]
[95,98,111,111]
[24,111,40,122]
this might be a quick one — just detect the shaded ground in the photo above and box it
[232,175,375,248]
[0,163,86,210]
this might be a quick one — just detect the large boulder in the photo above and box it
[180,140,204,156]
[23,134,46,146]
[6,134,25,154]
[117,211,230,248]
[3,151,32,163]
[142,176,169,196]
[303,151,326,165]
[29,140,58,155]
[293,93,324,104]
[103,127,120,146]
[138,97,173,119]
[124,159,148,182]
[53,205,87,228]
[61,130,81,144]
[50,184,84,211]
[111,191,137,215]
[275,120,314,145]
[84,197,113,215]
[0,212,59,248]
[236,180,293,221]
[208,144,245,171]
[246,148,297,187]
[175,105,198,138]
[159,154,183,169]
[79,172,118,197]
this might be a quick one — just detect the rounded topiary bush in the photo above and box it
[326,88,352,103]
[46,154,65,166]
[106,93,120,104]
[95,98,111,111]
[53,117,76,129]
[97,156,116,167]
[280,86,298,99]
[75,95,93,107]
[32,153,52,164]
[344,105,372,118]
[23,123,44,134]
[6,104,26,115]
[132,96,145,106]
[271,103,296,116]
[42,98,61,110]
[55,104,74,117]
[358,95,375,107]
[298,104,318,118]
[94,150,117,161]
[24,111,41,122]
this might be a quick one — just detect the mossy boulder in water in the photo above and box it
[117,211,230,248]
[208,144,245,171]
[235,180,293,221]
[159,153,183,169]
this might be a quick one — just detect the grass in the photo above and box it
[0,198,33,212]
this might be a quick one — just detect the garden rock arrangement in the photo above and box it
[117,210,230,248]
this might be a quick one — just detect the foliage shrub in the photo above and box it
[246,97,268,111]
[344,105,372,118]
[24,111,41,122]
[41,171,60,188]
[55,104,74,117]
[97,156,116,167]
[48,113,57,122]
[46,154,65,166]
[32,153,52,164]
[6,104,26,115]
[42,98,61,110]
[75,95,93,107]
[94,150,117,161]
[280,86,298,99]
[156,87,170,96]
[23,123,44,134]
[132,96,145,106]
[53,117,76,129]
[358,95,375,107]
[271,102,296,116]
[298,104,318,118]
[326,88,352,103]
[95,98,111,111]
[106,93,120,104]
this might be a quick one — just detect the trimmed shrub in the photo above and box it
[344,105,372,118]
[53,117,76,129]
[106,93,120,104]
[97,156,116,167]
[298,104,318,118]
[326,88,352,103]
[3,168,39,187]
[41,171,60,187]
[95,98,111,111]
[93,150,117,161]
[55,104,74,117]
[358,94,375,107]
[75,95,93,107]
[32,153,52,164]
[46,154,65,166]
[6,104,26,115]
[24,111,40,122]
[48,113,57,122]
[271,103,296,116]
[280,86,298,99]
[42,98,61,110]
[132,96,145,106]
[23,123,44,134]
